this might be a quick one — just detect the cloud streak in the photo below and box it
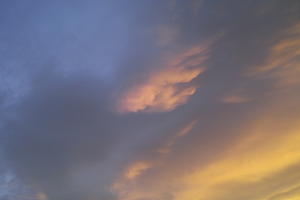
[117,45,209,113]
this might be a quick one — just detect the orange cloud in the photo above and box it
[112,23,300,200]
[124,161,153,180]
[112,120,198,199]
[248,22,300,87]
[112,85,300,200]
[123,120,198,180]
[221,94,252,104]
[112,114,300,200]
[117,45,209,113]
[157,120,198,154]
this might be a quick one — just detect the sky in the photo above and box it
[0,0,300,200]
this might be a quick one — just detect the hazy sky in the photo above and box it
[0,0,300,200]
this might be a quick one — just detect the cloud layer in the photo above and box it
[0,0,300,200]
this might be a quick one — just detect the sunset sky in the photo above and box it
[0,1,300,200]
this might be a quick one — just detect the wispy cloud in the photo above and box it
[111,20,300,199]
[221,94,252,104]
[112,96,300,200]
[112,120,198,199]
[249,22,300,87]
[117,45,209,113]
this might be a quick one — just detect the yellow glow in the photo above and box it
[176,127,300,200]
[112,108,300,200]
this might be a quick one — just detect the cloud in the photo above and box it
[112,120,198,200]
[0,1,300,200]
[0,170,41,200]
[155,25,180,47]
[124,161,153,180]
[221,94,252,104]
[110,17,300,199]
[156,120,198,154]
[117,45,209,113]
[2,71,120,200]
[248,22,300,88]
[268,185,300,200]
[112,90,300,200]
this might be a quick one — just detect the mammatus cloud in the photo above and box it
[116,45,209,113]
